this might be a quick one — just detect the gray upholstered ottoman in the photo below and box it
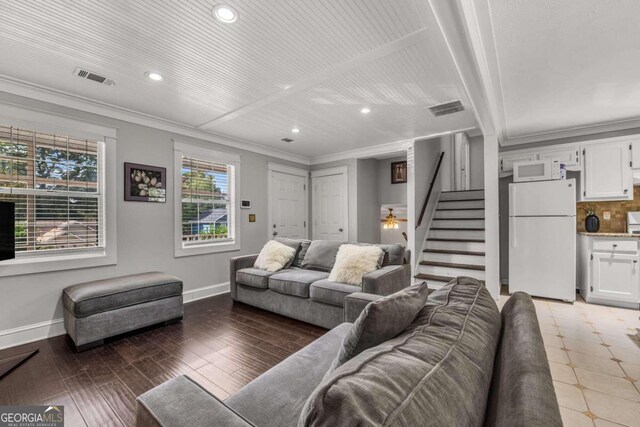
[63,272,183,351]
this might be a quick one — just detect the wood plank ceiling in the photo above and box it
[0,1,477,158]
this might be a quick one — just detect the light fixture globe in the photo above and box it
[213,5,238,23]
[145,71,163,81]
[383,208,399,229]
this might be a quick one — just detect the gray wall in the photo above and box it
[412,136,449,268]
[377,156,407,205]
[356,158,380,243]
[0,92,308,334]
[469,135,485,190]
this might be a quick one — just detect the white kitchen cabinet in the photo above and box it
[578,235,640,309]
[538,147,580,168]
[592,252,639,303]
[500,152,537,174]
[581,141,632,201]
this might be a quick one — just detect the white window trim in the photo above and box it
[173,140,241,257]
[0,105,118,276]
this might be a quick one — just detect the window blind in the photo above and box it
[0,125,104,255]
[181,155,234,246]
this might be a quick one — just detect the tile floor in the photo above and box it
[498,294,640,427]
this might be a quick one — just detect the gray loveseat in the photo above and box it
[230,239,411,329]
[136,278,562,427]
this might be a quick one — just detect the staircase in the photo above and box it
[416,189,485,289]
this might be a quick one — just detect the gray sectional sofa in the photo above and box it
[230,239,411,329]
[136,278,562,427]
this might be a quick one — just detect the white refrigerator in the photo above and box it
[509,179,576,302]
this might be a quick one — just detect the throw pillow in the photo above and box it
[274,237,303,268]
[331,282,430,369]
[328,244,383,286]
[254,240,297,272]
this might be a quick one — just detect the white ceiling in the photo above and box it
[0,0,478,160]
[488,0,640,144]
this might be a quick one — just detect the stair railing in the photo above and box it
[416,151,445,229]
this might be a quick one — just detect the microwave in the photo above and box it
[513,159,561,182]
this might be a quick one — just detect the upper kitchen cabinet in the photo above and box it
[538,147,580,169]
[581,141,632,201]
[500,152,537,174]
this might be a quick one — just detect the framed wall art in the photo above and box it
[125,162,166,202]
[391,161,407,184]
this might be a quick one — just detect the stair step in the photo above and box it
[415,273,455,282]
[441,189,485,193]
[431,227,485,231]
[432,219,485,229]
[427,238,485,243]
[440,190,485,201]
[429,229,485,240]
[423,249,485,256]
[419,261,485,271]
[436,208,484,211]
[438,198,484,202]
[418,264,486,280]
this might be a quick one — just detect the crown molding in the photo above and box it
[501,117,640,146]
[0,75,311,165]
[310,127,478,165]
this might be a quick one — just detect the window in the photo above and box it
[0,125,104,257]
[174,141,240,256]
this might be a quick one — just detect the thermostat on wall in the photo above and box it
[241,200,251,209]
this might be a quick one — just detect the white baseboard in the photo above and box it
[183,281,230,303]
[0,282,230,351]
[0,318,66,351]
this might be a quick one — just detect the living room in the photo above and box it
[0,1,639,426]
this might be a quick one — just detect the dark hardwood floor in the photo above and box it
[0,295,327,427]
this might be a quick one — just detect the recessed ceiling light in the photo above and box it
[360,107,371,114]
[213,5,238,23]
[291,128,300,133]
[145,72,163,81]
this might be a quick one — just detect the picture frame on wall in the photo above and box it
[391,161,407,184]
[124,162,166,203]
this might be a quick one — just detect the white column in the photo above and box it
[483,133,500,299]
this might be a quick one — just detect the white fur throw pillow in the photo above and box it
[254,240,297,272]
[329,244,384,286]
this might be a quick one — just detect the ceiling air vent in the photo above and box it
[427,100,464,117]
[73,67,115,86]
[281,137,294,143]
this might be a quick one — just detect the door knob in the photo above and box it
[273,231,278,236]
[338,228,344,232]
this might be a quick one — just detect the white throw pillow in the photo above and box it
[254,240,297,272]
[329,244,384,286]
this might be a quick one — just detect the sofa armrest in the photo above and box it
[136,375,254,427]
[229,254,258,300]
[362,264,410,295]
[344,292,384,323]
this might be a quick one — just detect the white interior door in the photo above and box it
[312,169,348,241]
[454,133,470,191]
[269,168,308,239]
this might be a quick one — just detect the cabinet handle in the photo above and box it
[624,189,629,194]
[613,244,618,248]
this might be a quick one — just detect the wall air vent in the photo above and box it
[281,138,294,143]
[73,67,115,86]
[427,100,464,117]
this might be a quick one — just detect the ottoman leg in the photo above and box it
[163,316,183,326]
[67,335,104,353]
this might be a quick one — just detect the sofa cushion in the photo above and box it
[275,237,310,268]
[236,268,277,289]
[309,280,361,307]
[254,240,297,272]
[226,323,352,427]
[269,269,330,298]
[63,272,183,318]
[301,240,345,272]
[375,243,405,266]
[330,282,429,370]
[328,244,383,286]
[299,277,501,427]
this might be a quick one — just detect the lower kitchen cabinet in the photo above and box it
[578,235,640,309]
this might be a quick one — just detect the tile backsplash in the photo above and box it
[576,186,640,233]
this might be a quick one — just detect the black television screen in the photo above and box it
[0,201,15,261]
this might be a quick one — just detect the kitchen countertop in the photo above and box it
[578,232,640,238]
